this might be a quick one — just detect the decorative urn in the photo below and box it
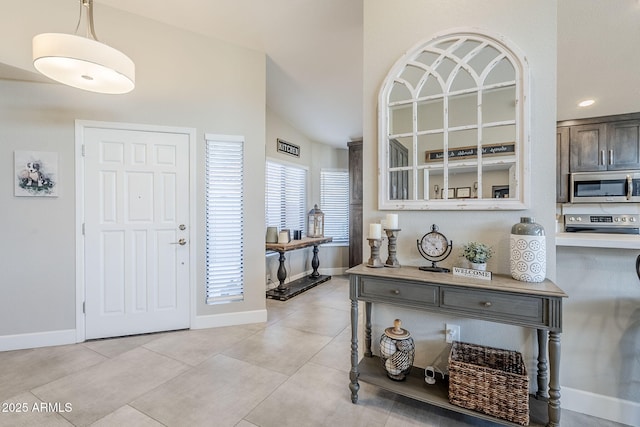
[510,217,546,282]
[379,319,415,381]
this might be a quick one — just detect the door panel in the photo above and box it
[569,124,607,172]
[84,127,190,340]
[607,120,640,170]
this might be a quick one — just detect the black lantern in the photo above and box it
[307,204,325,237]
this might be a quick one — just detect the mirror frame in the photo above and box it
[378,28,530,210]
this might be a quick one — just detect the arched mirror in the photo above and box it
[379,29,530,210]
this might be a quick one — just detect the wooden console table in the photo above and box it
[347,264,567,427]
[266,236,332,301]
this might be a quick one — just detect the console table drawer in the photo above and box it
[441,288,543,323]
[359,277,438,306]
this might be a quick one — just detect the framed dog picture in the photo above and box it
[14,151,58,197]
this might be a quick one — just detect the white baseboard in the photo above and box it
[319,267,348,276]
[0,329,77,352]
[0,310,269,351]
[191,309,267,330]
[562,386,639,426]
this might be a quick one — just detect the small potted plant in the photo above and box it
[461,241,493,271]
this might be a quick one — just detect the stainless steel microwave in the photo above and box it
[570,171,640,203]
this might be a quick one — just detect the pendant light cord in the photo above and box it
[74,0,99,41]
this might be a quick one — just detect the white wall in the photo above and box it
[362,0,558,406]
[0,1,266,343]
[364,2,640,423]
[265,108,349,287]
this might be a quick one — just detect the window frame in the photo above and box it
[205,134,245,305]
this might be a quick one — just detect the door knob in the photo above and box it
[170,238,187,246]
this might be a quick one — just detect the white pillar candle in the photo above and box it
[386,214,398,229]
[369,223,382,239]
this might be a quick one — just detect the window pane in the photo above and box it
[206,137,244,304]
[265,161,307,234]
[321,170,349,244]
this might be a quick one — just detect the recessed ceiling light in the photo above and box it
[578,99,595,107]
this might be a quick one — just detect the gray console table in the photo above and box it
[347,264,567,427]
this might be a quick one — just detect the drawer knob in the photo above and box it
[483,301,492,307]
[392,289,400,295]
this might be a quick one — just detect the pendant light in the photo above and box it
[32,0,135,94]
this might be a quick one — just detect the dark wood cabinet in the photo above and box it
[606,120,640,170]
[557,112,640,202]
[556,127,570,203]
[388,138,409,200]
[348,139,363,268]
[569,123,606,172]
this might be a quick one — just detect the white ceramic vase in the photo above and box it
[510,217,546,282]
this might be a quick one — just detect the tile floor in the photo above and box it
[0,276,631,427]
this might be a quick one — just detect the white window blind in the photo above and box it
[265,161,307,232]
[320,169,349,244]
[205,136,244,304]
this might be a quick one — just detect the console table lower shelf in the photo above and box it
[265,274,331,301]
[358,356,549,427]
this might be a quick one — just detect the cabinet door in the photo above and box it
[556,127,570,202]
[606,120,640,170]
[569,123,607,172]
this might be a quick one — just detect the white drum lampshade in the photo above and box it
[33,33,135,94]
[32,0,135,94]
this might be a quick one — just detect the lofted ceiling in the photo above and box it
[99,0,363,149]
[4,1,640,148]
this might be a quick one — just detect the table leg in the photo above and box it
[349,296,360,403]
[364,302,372,357]
[276,251,287,292]
[310,244,320,278]
[548,331,562,427]
[536,328,549,400]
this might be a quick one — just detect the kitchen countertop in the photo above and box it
[556,232,640,249]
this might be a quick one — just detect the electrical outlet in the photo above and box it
[446,323,460,343]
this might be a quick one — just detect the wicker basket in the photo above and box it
[448,341,530,426]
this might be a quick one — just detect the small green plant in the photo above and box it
[461,242,493,264]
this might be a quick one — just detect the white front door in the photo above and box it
[82,125,191,340]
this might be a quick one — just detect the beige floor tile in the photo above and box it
[278,281,342,308]
[89,405,164,427]
[82,331,175,358]
[222,325,332,375]
[276,304,349,337]
[265,299,298,325]
[142,325,260,366]
[0,392,73,427]
[0,345,107,402]
[31,347,189,426]
[131,354,287,427]
[311,324,361,373]
[0,275,631,427]
[245,362,396,427]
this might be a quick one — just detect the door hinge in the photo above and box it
[82,301,85,314]
[82,223,85,235]
[81,144,85,157]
